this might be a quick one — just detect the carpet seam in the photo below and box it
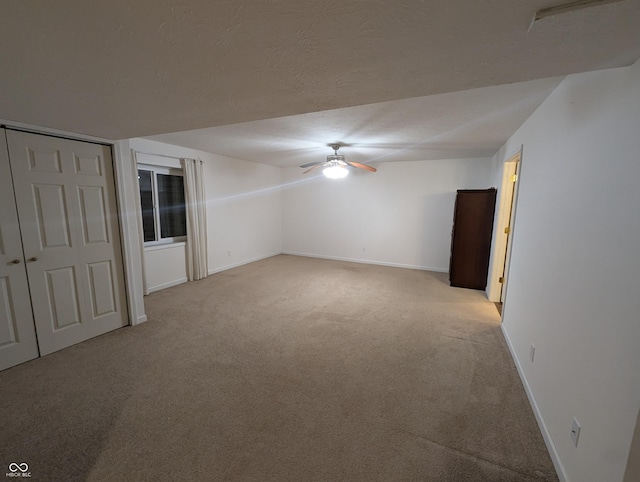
[400,429,544,480]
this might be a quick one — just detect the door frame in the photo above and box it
[0,120,147,326]
[487,147,522,305]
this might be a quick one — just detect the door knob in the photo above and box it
[28,257,38,263]
[11,259,21,264]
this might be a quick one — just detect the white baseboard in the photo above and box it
[146,277,188,293]
[281,251,448,273]
[134,314,148,325]
[208,252,281,275]
[501,324,567,482]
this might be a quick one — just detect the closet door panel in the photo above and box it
[0,131,39,371]
[6,130,128,356]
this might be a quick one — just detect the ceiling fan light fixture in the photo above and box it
[323,164,349,179]
[300,143,375,177]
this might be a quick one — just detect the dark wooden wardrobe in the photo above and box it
[449,188,497,290]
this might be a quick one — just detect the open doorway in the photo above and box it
[488,149,521,314]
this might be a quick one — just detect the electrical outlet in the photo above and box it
[570,418,581,447]
[530,344,536,363]
[362,246,366,252]
[227,250,231,257]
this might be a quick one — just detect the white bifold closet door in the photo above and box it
[0,132,39,369]
[0,129,128,371]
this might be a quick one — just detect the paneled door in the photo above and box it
[5,130,128,356]
[0,133,39,370]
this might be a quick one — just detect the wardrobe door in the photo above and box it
[0,131,39,371]
[6,130,128,356]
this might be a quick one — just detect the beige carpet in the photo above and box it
[0,255,557,481]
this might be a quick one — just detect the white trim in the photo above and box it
[146,277,188,293]
[113,140,148,325]
[281,251,449,273]
[138,163,183,176]
[144,241,186,252]
[143,238,188,248]
[135,151,184,162]
[501,323,566,482]
[0,118,113,144]
[208,252,282,275]
[135,152,182,169]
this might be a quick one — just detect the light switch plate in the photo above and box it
[570,418,581,447]
[530,344,536,363]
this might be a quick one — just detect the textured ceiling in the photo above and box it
[146,76,563,166]
[1,0,639,144]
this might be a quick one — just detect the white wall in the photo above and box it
[491,62,640,482]
[282,158,493,271]
[143,243,188,293]
[130,138,283,289]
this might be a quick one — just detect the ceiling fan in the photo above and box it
[299,144,377,179]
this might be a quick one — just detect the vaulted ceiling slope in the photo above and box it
[145,77,564,166]
[1,1,639,141]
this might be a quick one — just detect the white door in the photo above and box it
[500,160,520,304]
[5,130,128,356]
[0,133,39,370]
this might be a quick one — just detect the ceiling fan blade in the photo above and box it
[303,164,326,174]
[347,161,377,172]
[300,161,325,168]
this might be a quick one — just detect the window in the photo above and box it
[138,165,186,244]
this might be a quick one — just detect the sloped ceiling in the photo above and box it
[146,77,564,166]
[1,0,639,164]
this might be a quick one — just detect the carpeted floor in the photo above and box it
[0,255,557,481]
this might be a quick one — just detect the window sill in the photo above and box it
[144,241,186,252]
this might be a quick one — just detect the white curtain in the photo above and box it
[181,158,208,281]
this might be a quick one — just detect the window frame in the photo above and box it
[138,163,187,247]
